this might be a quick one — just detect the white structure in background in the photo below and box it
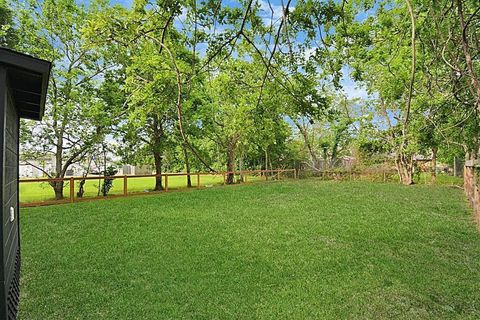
[19,157,154,178]
[19,157,54,178]
[19,157,88,178]
[120,165,154,175]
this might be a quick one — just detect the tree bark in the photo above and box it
[396,153,414,185]
[182,143,192,187]
[294,120,318,168]
[264,148,268,180]
[77,156,93,198]
[226,137,237,184]
[393,0,416,187]
[464,151,477,201]
[53,181,64,200]
[53,131,64,199]
[239,154,244,183]
[431,147,437,183]
[151,115,164,191]
[154,152,163,191]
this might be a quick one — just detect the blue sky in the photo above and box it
[110,0,132,6]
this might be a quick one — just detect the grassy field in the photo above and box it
[19,179,480,319]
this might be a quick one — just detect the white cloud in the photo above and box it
[303,47,317,61]
[257,0,293,26]
[342,83,369,100]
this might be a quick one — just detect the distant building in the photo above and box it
[20,157,155,178]
[311,156,357,170]
[120,164,154,175]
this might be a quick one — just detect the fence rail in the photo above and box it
[298,168,398,182]
[19,167,463,208]
[19,169,297,207]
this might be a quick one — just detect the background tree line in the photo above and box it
[0,0,478,198]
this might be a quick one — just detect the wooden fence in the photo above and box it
[19,167,464,208]
[19,169,297,207]
[464,160,480,227]
[298,168,398,182]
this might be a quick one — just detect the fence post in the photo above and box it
[123,175,128,196]
[70,177,74,203]
[197,173,200,190]
[165,175,168,192]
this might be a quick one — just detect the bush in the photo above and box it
[101,166,118,196]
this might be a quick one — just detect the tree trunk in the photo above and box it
[77,179,86,198]
[154,152,163,191]
[395,0,416,187]
[226,138,236,184]
[77,156,93,198]
[464,151,476,201]
[182,143,192,187]
[53,133,64,199]
[294,120,318,168]
[396,153,414,185]
[431,147,437,183]
[53,181,64,200]
[239,154,244,183]
[264,148,268,180]
[151,115,164,191]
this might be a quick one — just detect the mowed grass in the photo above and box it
[19,179,480,319]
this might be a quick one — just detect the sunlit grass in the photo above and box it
[19,179,480,319]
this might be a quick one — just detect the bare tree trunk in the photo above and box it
[239,154,244,182]
[431,147,437,183]
[226,138,237,184]
[154,152,163,191]
[464,151,477,201]
[53,182,64,200]
[182,143,192,187]
[294,120,318,168]
[77,156,93,198]
[151,115,164,191]
[394,0,416,187]
[264,148,268,180]
[53,133,64,200]
[396,153,414,185]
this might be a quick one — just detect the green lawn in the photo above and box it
[19,179,480,319]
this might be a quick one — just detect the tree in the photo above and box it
[0,0,17,48]
[16,0,120,199]
[320,0,421,184]
[203,60,262,184]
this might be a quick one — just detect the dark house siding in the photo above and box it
[3,82,19,289]
[0,67,20,319]
[0,48,50,320]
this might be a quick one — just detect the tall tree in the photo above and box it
[17,0,120,199]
